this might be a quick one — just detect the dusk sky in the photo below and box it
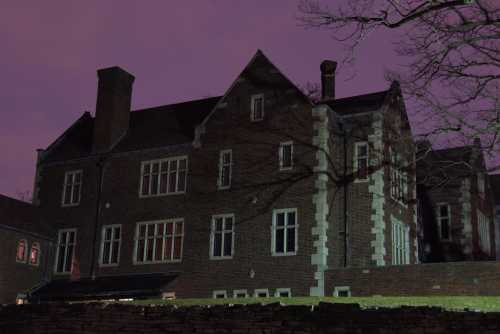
[1,1,419,199]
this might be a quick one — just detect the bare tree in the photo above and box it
[298,0,500,172]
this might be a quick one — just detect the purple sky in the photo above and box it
[0,1,417,199]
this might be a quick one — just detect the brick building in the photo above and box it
[416,141,496,262]
[22,50,418,301]
[0,194,53,304]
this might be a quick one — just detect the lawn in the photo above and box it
[128,296,500,312]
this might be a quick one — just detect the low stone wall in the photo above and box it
[1,302,500,333]
[326,261,500,296]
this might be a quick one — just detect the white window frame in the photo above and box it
[254,289,269,298]
[217,149,232,190]
[212,290,228,299]
[478,211,491,253]
[250,93,265,121]
[389,148,407,206]
[210,214,235,260]
[233,289,248,298]
[391,220,410,265]
[279,141,294,171]
[275,288,292,298]
[354,141,369,182]
[133,219,184,264]
[29,242,41,267]
[61,170,82,207]
[271,208,299,256]
[54,228,77,274]
[16,239,28,263]
[333,286,351,297]
[436,203,451,241]
[99,224,122,267]
[138,156,188,198]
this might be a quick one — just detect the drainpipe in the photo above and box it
[89,157,106,279]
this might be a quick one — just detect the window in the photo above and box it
[279,141,293,170]
[233,290,248,298]
[29,242,40,266]
[272,208,298,256]
[250,94,264,121]
[437,204,451,241]
[210,214,235,259]
[254,289,269,298]
[333,286,351,297]
[478,211,490,253]
[213,290,227,299]
[100,225,121,266]
[55,229,77,274]
[134,219,184,264]
[275,288,291,298]
[391,220,410,265]
[140,156,188,197]
[390,148,407,204]
[218,150,232,189]
[62,170,82,206]
[354,142,369,181]
[16,239,27,263]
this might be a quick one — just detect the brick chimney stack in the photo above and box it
[92,66,135,153]
[320,60,337,100]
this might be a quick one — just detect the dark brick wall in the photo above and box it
[2,302,500,334]
[0,228,53,304]
[326,261,500,296]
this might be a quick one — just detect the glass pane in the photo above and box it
[358,144,367,157]
[178,171,186,192]
[102,242,110,264]
[151,174,159,195]
[169,171,177,193]
[139,225,146,238]
[152,162,159,174]
[137,239,145,262]
[113,227,121,240]
[157,224,164,236]
[30,247,39,265]
[215,218,223,231]
[67,173,74,185]
[175,222,183,235]
[173,236,182,259]
[164,236,173,260]
[276,229,285,253]
[223,152,231,164]
[17,241,26,261]
[74,172,81,183]
[69,231,75,243]
[225,218,233,231]
[111,241,119,264]
[64,185,72,204]
[224,232,232,256]
[155,237,163,261]
[161,161,168,172]
[160,172,168,194]
[213,233,222,257]
[282,145,292,167]
[57,245,65,272]
[143,163,151,175]
[142,175,150,195]
[65,245,74,273]
[222,166,230,186]
[287,227,296,252]
[287,211,296,226]
[147,224,155,237]
[441,219,450,239]
[170,160,177,172]
[276,213,285,227]
[72,184,80,203]
[179,159,187,170]
[440,205,448,217]
[105,228,112,241]
[166,223,173,235]
[146,240,154,262]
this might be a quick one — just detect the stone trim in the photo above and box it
[310,105,330,297]
[368,111,386,266]
[460,178,473,255]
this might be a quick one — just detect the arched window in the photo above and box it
[16,239,27,263]
[30,242,41,266]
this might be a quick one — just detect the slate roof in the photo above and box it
[41,96,221,163]
[322,90,389,115]
[0,194,53,239]
[28,273,178,302]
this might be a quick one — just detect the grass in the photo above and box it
[127,296,500,312]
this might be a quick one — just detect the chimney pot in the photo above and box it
[320,60,337,100]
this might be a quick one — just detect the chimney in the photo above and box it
[92,66,135,153]
[320,60,337,100]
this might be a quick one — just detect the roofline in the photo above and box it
[0,223,54,241]
[130,96,222,114]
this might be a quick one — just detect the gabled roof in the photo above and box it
[29,273,177,302]
[0,194,53,239]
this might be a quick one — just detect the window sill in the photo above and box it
[217,186,231,191]
[209,256,233,261]
[139,192,186,198]
[28,263,40,267]
[279,167,293,172]
[99,263,119,268]
[354,178,369,183]
[133,259,182,265]
[61,203,80,208]
[271,252,297,257]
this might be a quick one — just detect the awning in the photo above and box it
[28,273,178,302]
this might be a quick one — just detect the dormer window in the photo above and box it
[251,94,264,121]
